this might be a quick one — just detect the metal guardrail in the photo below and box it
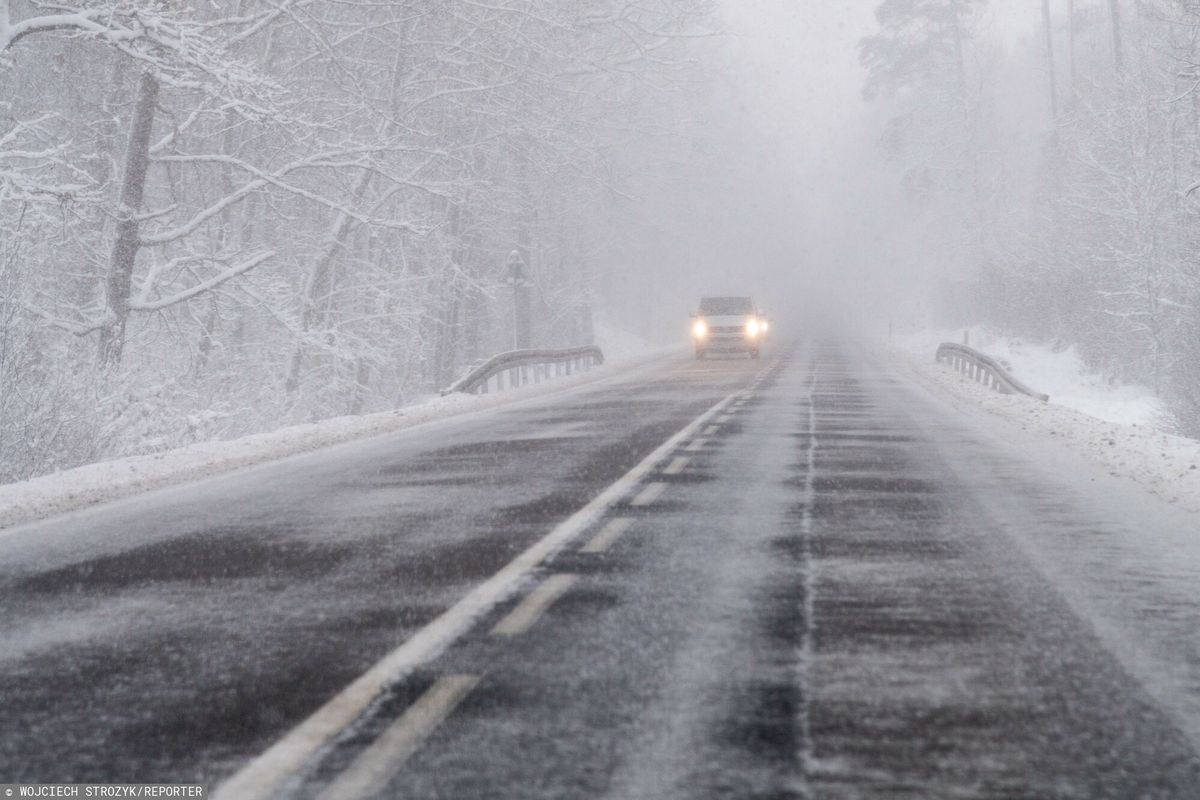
[442,345,605,396]
[935,342,1050,402]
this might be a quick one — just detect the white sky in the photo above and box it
[699,1,1048,335]
[624,2,1053,340]
[699,0,903,333]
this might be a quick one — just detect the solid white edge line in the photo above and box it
[491,574,579,636]
[211,387,741,800]
[316,674,479,800]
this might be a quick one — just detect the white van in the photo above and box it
[690,296,767,359]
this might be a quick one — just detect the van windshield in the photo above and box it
[699,297,754,315]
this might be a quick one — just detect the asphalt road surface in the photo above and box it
[3,342,1200,798]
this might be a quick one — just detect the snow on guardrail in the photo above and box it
[936,342,1050,402]
[442,345,605,396]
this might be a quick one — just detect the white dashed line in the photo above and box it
[703,425,720,436]
[581,518,634,554]
[317,675,479,800]
[212,382,744,800]
[491,574,579,636]
[684,438,708,452]
[630,481,668,507]
[716,414,733,423]
[662,457,690,475]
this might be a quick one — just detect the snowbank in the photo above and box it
[892,337,1200,514]
[0,347,678,533]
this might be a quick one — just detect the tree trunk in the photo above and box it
[514,139,536,350]
[98,71,159,365]
[579,258,595,346]
[434,288,461,389]
[1109,0,1124,74]
[286,40,410,394]
[1042,0,1059,125]
[949,3,969,119]
[1066,0,1076,103]
[194,295,219,376]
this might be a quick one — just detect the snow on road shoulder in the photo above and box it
[891,341,1200,515]
[0,347,680,533]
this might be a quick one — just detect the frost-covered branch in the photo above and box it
[1,0,282,119]
[129,251,276,311]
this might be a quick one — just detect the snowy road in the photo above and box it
[3,342,1200,798]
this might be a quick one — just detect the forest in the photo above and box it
[4,0,1200,485]
[861,0,1200,435]
[0,0,716,482]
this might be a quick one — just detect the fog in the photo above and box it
[623,0,1200,437]
[601,0,998,341]
[3,0,1200,482]
[600,0,897,339]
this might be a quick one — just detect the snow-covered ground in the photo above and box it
[892,330,1200,514]
[0,345,677,533]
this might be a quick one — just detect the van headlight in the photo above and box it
[692,319,707,338]
[746,319,760,338]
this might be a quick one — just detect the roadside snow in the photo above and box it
[891,337,1200,514]
[895,327,1171,428]
[0,347,678,533]
[593,318,663,360]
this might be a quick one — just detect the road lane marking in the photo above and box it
[491,574,578,636]
[630,481,667,507]
[211,379,748,800]
[716,415,733,423]
[797,369,818,773]
[684,438,708,452]
[316,675,478,800]
[662,456,690,475]
[582,518,634,553]
[703,425,720,436]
